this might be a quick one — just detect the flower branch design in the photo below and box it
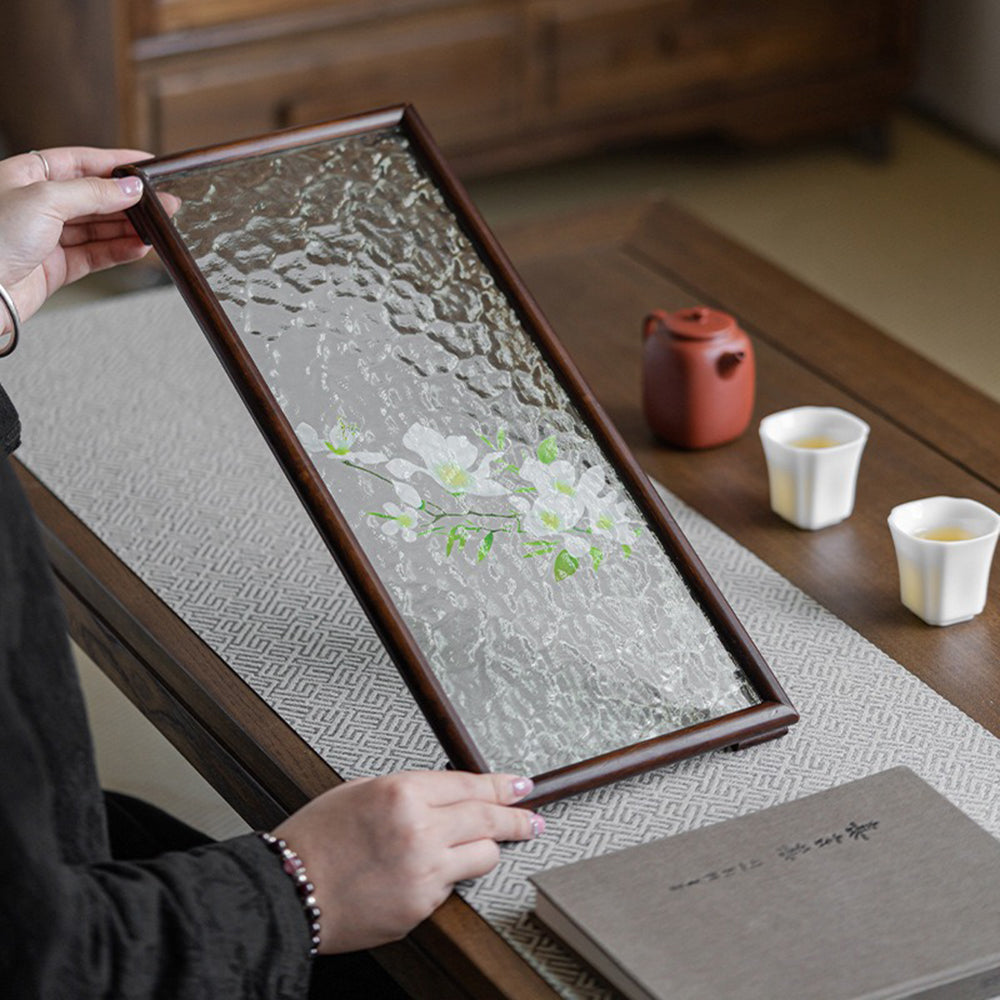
[296,419,643,581]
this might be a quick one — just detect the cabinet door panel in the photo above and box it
[546,0,886,119]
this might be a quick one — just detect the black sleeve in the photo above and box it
[0,450,313,999]
[0,720,313,998]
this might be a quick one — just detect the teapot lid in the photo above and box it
[665,306,737,341]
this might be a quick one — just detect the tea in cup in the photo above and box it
[887,496,1000,626]
[758,406,869,530]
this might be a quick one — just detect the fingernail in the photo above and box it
[530,813,546,838]
[511,777,534,798]
[115,176,143,198]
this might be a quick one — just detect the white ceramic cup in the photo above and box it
[758,406,870,530]
[887,496,1000,626]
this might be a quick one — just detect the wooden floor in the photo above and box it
[59,108,1000,840]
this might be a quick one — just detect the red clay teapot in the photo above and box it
[642,306,755,449]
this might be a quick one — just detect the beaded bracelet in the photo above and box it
[258,832,322,956]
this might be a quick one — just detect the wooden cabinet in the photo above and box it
[1,0,916,176]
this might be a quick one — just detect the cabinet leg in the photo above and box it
[846,120,892,161]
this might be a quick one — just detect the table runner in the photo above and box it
[8,289,1000,999]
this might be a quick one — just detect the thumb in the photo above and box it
[42,174,144,222]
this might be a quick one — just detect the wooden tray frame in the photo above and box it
[116,105,798,806]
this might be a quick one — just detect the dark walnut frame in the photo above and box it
[116,105,797,806]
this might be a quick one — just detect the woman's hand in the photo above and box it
[273,770,544,953]
[0,147,155,329]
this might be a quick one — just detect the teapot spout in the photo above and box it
[642,310,671,340]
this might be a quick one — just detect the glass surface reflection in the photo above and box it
[154,127,758,775]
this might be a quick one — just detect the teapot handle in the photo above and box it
[717,350,746,377]
[643,310,671,341]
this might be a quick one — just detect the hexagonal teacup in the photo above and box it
[759,406,869,530]
[888,496,1000,627]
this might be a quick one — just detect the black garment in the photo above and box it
[0,382,19,454]
[103,792,219,860]
[0,407,312,996]
[0,388,410,999]
[99,794,410,1000]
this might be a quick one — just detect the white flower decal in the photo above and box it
[588,496,640,546]
[385,423,506,496]
[296,419,386,465]
[392,478,422,509]
[378,502,420,542]
[513,456,616,557]
[328,418,359,455]
[507,457,586,557]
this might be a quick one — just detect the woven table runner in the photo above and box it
[8,289,1000,999]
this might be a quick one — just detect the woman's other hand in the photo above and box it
[273,770,544,954]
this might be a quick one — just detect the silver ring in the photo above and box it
[29,149,50,181]
[0,281,21,358]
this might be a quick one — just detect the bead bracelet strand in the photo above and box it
[258,832,322,956]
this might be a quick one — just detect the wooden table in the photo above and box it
[16,199,1000,999]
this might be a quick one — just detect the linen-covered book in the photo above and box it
[531,767,1000,1000]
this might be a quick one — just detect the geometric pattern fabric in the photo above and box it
[8,290,999,998]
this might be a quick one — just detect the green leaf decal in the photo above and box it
[446,526,462,556]
[477,531,495,562]
[537,436,558,465]
[523,539,555,558]
[496,428,507,449]
[621,544,632,559]
[553,549,579,581]
[590,546,604,571]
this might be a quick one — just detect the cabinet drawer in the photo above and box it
[545,0,887,119]
[139,6,525,155]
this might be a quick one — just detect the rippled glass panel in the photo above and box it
[153,126,758,775]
